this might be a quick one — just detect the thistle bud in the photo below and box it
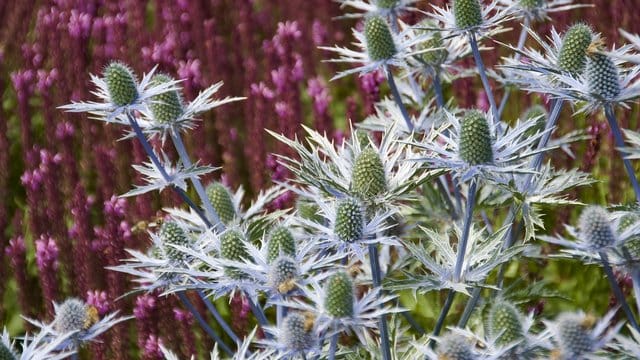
[364,16,397,61]
[206,182,236,225]
[352,148,387,199]
[558,24,593,76]
[267,226,296,263]
[334,199,364,243]
[458,110,493,165]
[158,221,191,263]
[454,0,483,30]
[324,272,354,318]
[586,53,621,100]
[0,343,15,360]
[578,206,616,250]
[148,74,184,124]
[220,230,250,279]
[54,298,91,334]
[555,313,595,357]
[281,312,315,352]
[377,0,398,8]
[437,333,476,360]
[418,22,449,66]
[269,256,298,294]
[518,0,544,9]
[488,301,525,346]
[103,62,138,106]
[619,214,640,260]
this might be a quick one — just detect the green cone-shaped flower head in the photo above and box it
[281,312,315,352]
[269,256,299,294]
[377,0,398,8]
[159,221,191,263]
[586,53,621,100]
[523,104,548,137]
[0,342,15,360]
[558,24,593,76]
[334,199,364,243]
[619,214,640,260]
[454,0,483,30]
[351,148,387,199]
[148,74,184,124]
[364,16,397,61]
[103,62,138,106]
[206,182,236,225]
[418,22,449,66]
[488,301,525,346]
[458,110,493,165]
[578,206,616,250]
[555,313,595,357]
[267,226,296,263]
[220,229,250,279]
[519,0,544,9]
[324,272,354,318]
[54,298,90,334]
[437,333,476,360]
[296,199,324,224]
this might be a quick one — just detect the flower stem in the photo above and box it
[125,112,212,228]
[368,244,392,360]
[430,290,456,348]
[604,104,640,202]
[600,251,640,332]
[498,17,530,118]
[468,32,499,126]
[197,290,241,344]
[385,65,413,132]
[454,179,478,282]
[248,296,269,328]
[433,70,445,109]
[328,332,338,360]
[177,291,233,356]
[631,268,640,316]
[170,129,224,231]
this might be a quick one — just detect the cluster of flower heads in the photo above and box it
[34,0,640,358]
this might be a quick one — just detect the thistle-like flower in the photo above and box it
[321,16,428,79]
[59,61,179,123]
[411,109,548,183]
[259,312,321,359]
[418,327,516,359]
[545,310,622,359]
[427,0,512,37]
[496,0,589,22]
[206,182,237,226]
[26,298,130,351]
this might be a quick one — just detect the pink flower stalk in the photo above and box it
[143,335,164,360]
[358,70,385,114]
[135,293,160,353]
[35,235,60,318]
[230,293,250,336]
[307,76,333,136]
[10,69,36,165]
[173,308,196,357]
[5,237,34,318]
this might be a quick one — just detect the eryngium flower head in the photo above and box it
[206,182,236,225]
[364,16,397,61]
[488,301,525,346]
[554,313,597,357]
[454,0,483,30]
[351,147,387,199]
[324,272,354,318]
[557,24,593,76]
[0,341,14,360]
[220,229,250,279]
[417,23,449,66]
[267,226,296,263]
[159,221,191,263]
[54,298,94,334]
[620,214,640,260]
[586,52,622,100]
[103,62,138,106]
[578,206,616,250]
[334,199,364,243]
[518,0,543,9]
[281,312,315,352]
[148,74,184,124]
[269,256,299,294]
[459,110,494,165]
[437,332,476,360]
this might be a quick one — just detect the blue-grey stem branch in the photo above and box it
[469,32,499,127]
[368,244,392,360]
[197,290,241,345]
[454,179,478,282]
[430,290,456,349]
[604,104,640,202]
[600,251,640,332]
[177,291,233,356]
[385,65,413,132]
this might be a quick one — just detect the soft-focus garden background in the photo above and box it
[1,0,640,358]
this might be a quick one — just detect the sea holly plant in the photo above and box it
[17,1,637,358]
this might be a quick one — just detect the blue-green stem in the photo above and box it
[454,179,478,281]
[631,269,640,316]
[328,332,339,360]
[177,291,233,356]
[170,129,224,231]
[248,296,269,328]
[604,104,640,202]
[126,112,212,228]
[197,290,241,345]
[432,69,445,108]
[468,32,499,126]
[368,244,392,360]
[71,352,78,360]
[498,17,530,118]
[600,251,640,332]
[385,65,413,132]
[429,290,456,348]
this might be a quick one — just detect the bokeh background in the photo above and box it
[1,0,640,358]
